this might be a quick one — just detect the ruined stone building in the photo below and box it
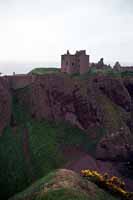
[113,62,133,72]
[61,50,90,74]
[61,50,133,74]
[90,58,111,70]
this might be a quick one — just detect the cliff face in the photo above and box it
[0,77,11,135]
[1,74,133,160]
[0,74,133,199]
[18,75,102,129]
[15,74,130,128]
[14,74,133,160]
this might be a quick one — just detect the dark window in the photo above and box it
[72,62,74,66]
[66,61,68,65]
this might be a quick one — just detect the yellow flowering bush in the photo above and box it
[81,169,133,200]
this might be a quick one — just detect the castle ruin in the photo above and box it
[61,50,90,74]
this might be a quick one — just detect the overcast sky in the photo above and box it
[0,0,133,74]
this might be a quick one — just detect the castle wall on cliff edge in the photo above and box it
[4,75,36,89]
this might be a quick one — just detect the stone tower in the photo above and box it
[61,50,89,74]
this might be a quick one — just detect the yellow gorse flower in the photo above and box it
[81,169,133,200]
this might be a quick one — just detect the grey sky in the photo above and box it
[0,0,133,74]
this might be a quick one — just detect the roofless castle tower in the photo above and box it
[61,50,90,75]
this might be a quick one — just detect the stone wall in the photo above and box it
[4,75,36,89]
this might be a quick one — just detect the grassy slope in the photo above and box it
[94,89,131,135]
[10,170,118,200]
[0,121,105,199]
[29,68,60,75]
[36,189,90,200]
[29,67,133,78]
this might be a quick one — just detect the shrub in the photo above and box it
[81,169,133,200]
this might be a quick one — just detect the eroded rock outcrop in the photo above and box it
[96,133,133,160]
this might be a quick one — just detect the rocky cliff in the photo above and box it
[14,74,133,160]
[0,73,133,199]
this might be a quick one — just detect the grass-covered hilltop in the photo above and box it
[29,67,60,75]
[0,67,133,200]
[10,169,120,200]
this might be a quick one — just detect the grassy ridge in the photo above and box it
[36,189,90,200]
[10,169,118,200]
[10,170,57,200]
[29,68,60,75]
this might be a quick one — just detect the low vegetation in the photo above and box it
[81,169,133,200]
[29,67,133,81]
[29,68,60,75]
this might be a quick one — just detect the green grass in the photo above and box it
[0,126,30,199]
[55,121,106,156]
[27,120,65,179]
[0,114,64,198]
[87,68,121,78]
[95,93,126,133]
[10,170,57,200]
[94,190,119,200]
[121,71,133,77]
[29,68,60,75]
[37,189,118,200]
[36,188,90,200]
[30,67,133,79]
[10,172,119,200]
[11,187,89,200]
[66,69,122,80]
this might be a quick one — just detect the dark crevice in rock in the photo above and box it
[10,114,17,127]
